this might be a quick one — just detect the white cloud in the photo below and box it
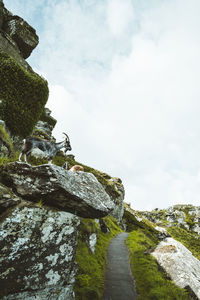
[3,0,200,211]
[107,0,135,36]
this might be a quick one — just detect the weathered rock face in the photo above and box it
[2,162,115,218]
[0,1,38,68]
[34,108,57,139]
[4,15,38,59]
[0,183,21,214]
[0,204,80,300]
[152,237,200,299]
[109,182,124,222]
[100,176,124,222]
[140,204,200,234]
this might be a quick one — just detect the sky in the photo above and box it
[3,0,200,211]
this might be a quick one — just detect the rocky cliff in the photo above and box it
[0,2,125,299]
[1,2,200,300]
[140,204,200,234]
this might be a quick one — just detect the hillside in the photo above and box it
[123,204,200,299]
[0,1,200,299]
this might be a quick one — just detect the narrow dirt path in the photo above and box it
[102,232,137,300]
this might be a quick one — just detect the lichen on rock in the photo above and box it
[0,204,80,299]
[2,162,115,218]
[152,237,200,299]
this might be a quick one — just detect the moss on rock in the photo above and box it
[74,216,122,300]
[0,124,13,155]
[39,109,57,128]
[0,50,49,137]
[167,227,200,261]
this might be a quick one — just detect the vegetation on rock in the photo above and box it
[0,124,13,155]
[39,109,57,128]
[123,210,192,300]
[168,226,200,261]
[74,216,122,300]
[0,50,49,137]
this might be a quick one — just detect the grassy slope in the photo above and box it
[124,210,192,300]
[168,227,200,261]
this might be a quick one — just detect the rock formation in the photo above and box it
[152,237,200,299]
[0,2,125,299]
[0,0,38,70]
[2,162,115,218]
[140,204,200,234]
[0,204,80,300]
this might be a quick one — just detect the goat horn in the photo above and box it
[63,132,70,140]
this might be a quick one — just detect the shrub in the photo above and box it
[0,50,49,137]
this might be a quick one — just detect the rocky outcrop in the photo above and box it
[3,15,38,59]
[0,203,80,300]
[140,204,200,234]
[34,108,57,140]
[0,161,124,299]
[0,1,38,69]
[2,162,115,218]
[107,177,124,222]
[0,183,21,214]
[152,237,200,299]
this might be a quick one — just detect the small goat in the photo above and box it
[70,165,84,172]
[18,133,72,164]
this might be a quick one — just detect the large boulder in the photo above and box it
[0,204,80,299]
[0,1,35,70]
[2,162,115,218]
[152,237,200,299]
[3,15,39,59]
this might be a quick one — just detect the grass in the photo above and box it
[126,230,192,300]
[168,226,200,260]
[74,216,122,300]
[123,210,192,300]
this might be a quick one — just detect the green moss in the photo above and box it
[52,151,67,167]
[182,207,196,229]
[0,50,49,137]
[74,216,122,300]
[168,227,200,260]
[0,125,14,155]
[32,129,51,141]
[26,155,48,166]
[0,151,19,167]
[123,210,159,244]
[126,230,192,300]
[39,109,57,128]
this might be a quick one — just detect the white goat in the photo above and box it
[18,133,71,164]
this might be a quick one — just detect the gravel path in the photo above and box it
[102,232,137,300]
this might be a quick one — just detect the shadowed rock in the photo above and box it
[4,16,39,59]
[0,0,38,70]
[0,204,80,299]
[2,162,114,218]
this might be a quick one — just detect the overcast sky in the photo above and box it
[4,0,200,211]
